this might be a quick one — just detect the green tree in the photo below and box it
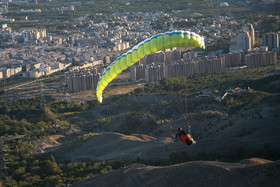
[44,160,62,175]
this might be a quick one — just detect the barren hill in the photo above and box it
[71,158,280,187]
[54,92,280,162]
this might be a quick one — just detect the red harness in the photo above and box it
[180,134,192,145]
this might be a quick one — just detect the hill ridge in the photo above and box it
[71,159,280,187]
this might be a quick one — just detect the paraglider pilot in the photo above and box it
[174,125,196,146]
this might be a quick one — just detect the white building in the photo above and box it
[29,70,44,78]
[114,42,130,51]
[39,65,51,75]
[0,67,10,79]
[220,2,229,7]
[1,24,7,29]
[60,5,75,12]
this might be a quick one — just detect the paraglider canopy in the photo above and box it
[96,30,205,103]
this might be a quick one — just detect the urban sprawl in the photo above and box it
[0,1,279,94]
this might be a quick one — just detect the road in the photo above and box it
[4,74,64,91]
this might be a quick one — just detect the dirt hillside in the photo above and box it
[53,93,280,162]
[71,158,280,187]
[55,132,179,161]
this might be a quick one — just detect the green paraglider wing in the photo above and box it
[96,31,205,103]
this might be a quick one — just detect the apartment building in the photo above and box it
[245,50,277,68]
[65,67,104,92]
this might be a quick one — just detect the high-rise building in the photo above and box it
[65,68,102,92]
[130,66,137,81]
[237,31,251,52]
[183,52,197,60]
[262,32,279,50]
[137,64,145,80]
[232,52,242,66]
[271,49,278,64]
[230,24,254,52]
[248,24,255,48]
[164,52,172,64]
[132,49,277,84]
[171,50,181,61]
[224,53,233,67]
[145,63,165,82]
[245,50,278,68]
